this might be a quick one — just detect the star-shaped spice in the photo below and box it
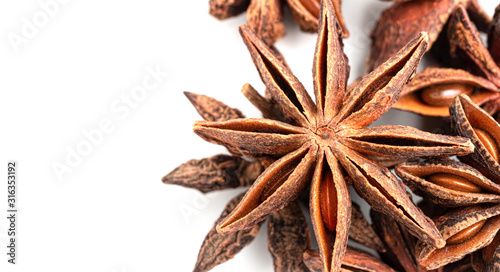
[164,90,385,271]
[192,1,475,271]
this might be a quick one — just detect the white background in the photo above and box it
[0,0,497,271]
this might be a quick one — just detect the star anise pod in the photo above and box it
[209,0,348,45]
[392,5,500,117]
[396,159,500,269]
[165,89,387,271]
[372,204,480,272]
[191,1,477,270]
[431,5,500,87]
[303,247,397,272]
[416,204,500,270]
[396,159,500,270]
[450,94,500,184]
[368,0,491,72]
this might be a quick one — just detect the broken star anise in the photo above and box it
[209,0,348,45]
[368,0,491,72]
[192,1,475,271]
[392,5,500,117]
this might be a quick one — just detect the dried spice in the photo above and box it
[349,202,385,252]
[191,1,478,271]
[162,92,264,193]
[371,209,428,272]
[471,231,500,271]
[368,0,490,72]
[396,159,500,207]
[268,201,310,272]
[184,92,245,122]
[209,0,251,19]
[209,0,347,45]
[193,193,263,272]
[393,67,500,117]
[450,94,500,185]
[433,5,500,87]
[303,247,397,272]
[165,90,316,271]
[162,155,263,193]
[388,94,500,270]
[415,204,500,270]
[392,6,500,117]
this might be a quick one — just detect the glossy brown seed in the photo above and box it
[474,128,500,163]
[299,0,320,18]
[320,171,337,231]
[446,219,486,245]
[427,172,482,193]
[420,84,473,107]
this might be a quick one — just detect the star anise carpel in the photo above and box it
[192,1,476,271]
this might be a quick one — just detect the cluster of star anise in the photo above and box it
[208,0,348,45]
[164,0,500,271]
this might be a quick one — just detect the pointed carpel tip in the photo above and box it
[320,0,334,20]
[456,93,473,106]
[465,139,475,153]
[215,221,230,234]
[161,174,171,184]
[238,25,250,37]
[192,121,207,132]
[420,31,429,43]
[183,91,196,103]
[455,3,467,13]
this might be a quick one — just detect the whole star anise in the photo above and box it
[192,1,475,271]
[164,90,385,271]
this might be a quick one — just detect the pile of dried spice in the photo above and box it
[164,0,500,271]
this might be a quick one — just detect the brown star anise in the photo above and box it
[368,0,491,72]
[164,90,386,271]
[209,0,348,45]
[192,1,476,271]
[392,5,500,117]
